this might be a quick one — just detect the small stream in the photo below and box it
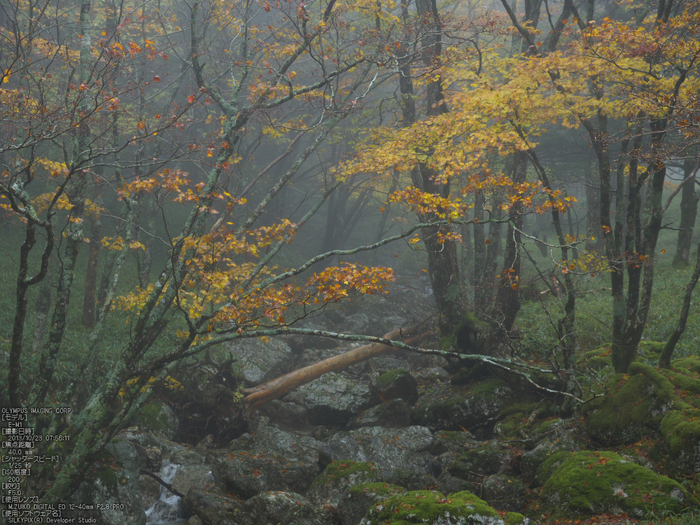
[145,462,187,525]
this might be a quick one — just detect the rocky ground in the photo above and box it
[67,300,700,525]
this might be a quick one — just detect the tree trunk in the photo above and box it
[82,210,101,327]
[672,152,699,268]
[490,152,526,337]
[660,240,700,368]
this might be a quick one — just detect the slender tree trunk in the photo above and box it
[473,189,488,312]
[82,202,101,327]
[673,152,699,268]
[660,240,700,368]
[586,153,602,251]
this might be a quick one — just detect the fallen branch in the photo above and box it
[240,327,431,411]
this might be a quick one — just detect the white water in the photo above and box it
[145,462,185,524]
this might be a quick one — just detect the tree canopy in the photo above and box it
[1,0,700,510]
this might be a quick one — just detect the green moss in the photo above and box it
[363,490,500,525]
[375,369,411,389]
[494,401,548,438]
[583,362,676,444]
[664,368,700,398]
[639,341,666,356]
[504,512,528,525]
[349,482,406,497]
[537,451,573,484]
[671,357,700,376]
[532,417,562,436]
[129,402,171,433]
[577,346,613,371]
[541,451,695,518]
[440,335,455,352]
[660,408,700,474]
[469,378,506,398]
[310,461,377,490]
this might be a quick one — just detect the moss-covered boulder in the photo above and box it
[540,450,696,518]
[657,357,700,474]
[337,482,407,525]
[583,362,675,445]
[359,490,528,525]
[660,406,700,474]
[411,380,515,437]
[519,427,582,487]
[448,441,516,489]
[306,461,379,506]
[371,369,418,403]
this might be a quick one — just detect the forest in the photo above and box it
[1,0,700,522]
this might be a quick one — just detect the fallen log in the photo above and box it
[240,327,431,412]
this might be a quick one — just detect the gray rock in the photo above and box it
[182,488,243,525]
[481,474,529,513]
[228,337,294,386]
[406,352,450,371]
[376,315,408,334]
[297,372,374,426]
[295,347,347,369]
[345,313,370,333]
[211,425,320,498]
[239,491,335,525]
[139,475,161,511]
[413,367,451,384]
[448,441,516,490]
[347,400,412,430]
[411,381,514,437]
[171,464,215,498]
[436,471,474,495]
[429,430,478,456]
[259,400,310,432]
[320,426,434,478]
